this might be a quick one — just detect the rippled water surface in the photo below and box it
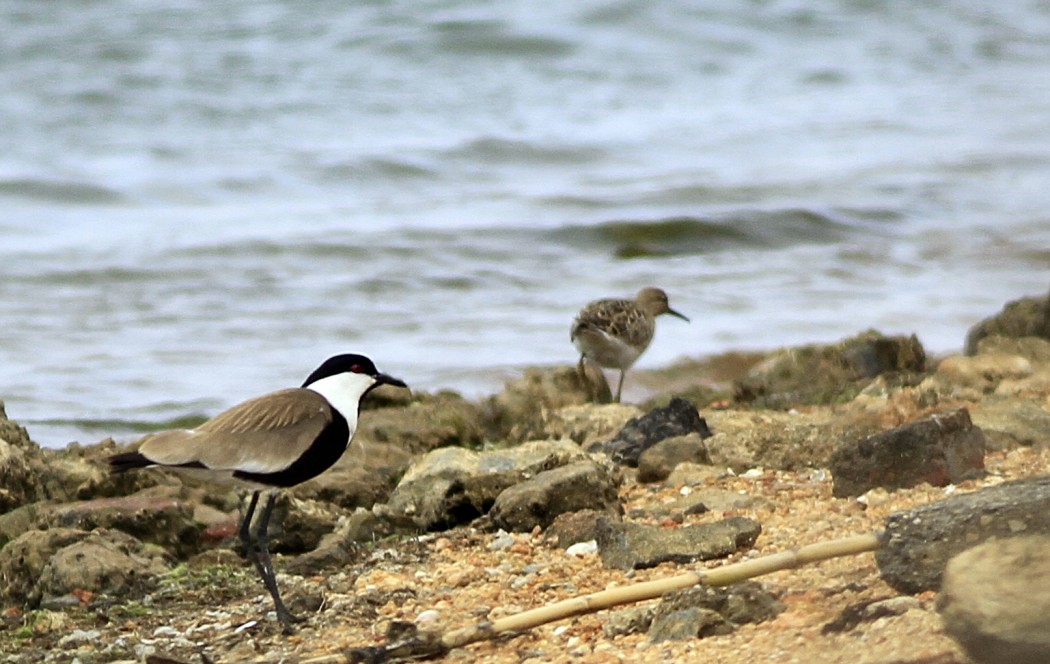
[2,1,1049,447]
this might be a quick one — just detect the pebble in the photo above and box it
[152,626,181,638]
[488,530,515,551]
[415,609,440,624]
[565,540,598,556]
[58,629,102,647]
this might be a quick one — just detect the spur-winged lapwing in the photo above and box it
[108,353,407,633]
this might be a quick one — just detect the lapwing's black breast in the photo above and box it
[233,410,351,488]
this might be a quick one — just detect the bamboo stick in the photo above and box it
[302,531,882,663]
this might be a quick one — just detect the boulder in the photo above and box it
[540,403,642,449]
[35,529,170,607]
[489,461,623,532]
[265,493,348,554]
[735,331,927,409]
[385,439,588,531]
[0,438,41,515]
[937,536,1050,664]
[933,353,1034,395]
[830,409,985,498]
[355,393,486,455]
[967,399,1050,451]
[42,486,203,558]
[965,290,1050,355]
[703,409,876,473]
[877,476,1050,593]
[0,528,89,604]
[483,366,594,443]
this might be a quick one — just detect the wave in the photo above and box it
[549,208,888,258]
[0,178,125,205]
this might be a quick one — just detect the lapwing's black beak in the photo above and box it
[668,308,690,323]
[375,373,408,390]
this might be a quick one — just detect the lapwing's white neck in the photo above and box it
[306,372,376,434]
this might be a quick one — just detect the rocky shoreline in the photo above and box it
[2,290,1050,663]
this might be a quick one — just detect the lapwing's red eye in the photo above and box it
[351,364,364,373]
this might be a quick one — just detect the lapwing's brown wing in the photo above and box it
[137,388,332,474]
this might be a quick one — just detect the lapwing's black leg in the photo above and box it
[253,490,304,633]
[239,490,261,554]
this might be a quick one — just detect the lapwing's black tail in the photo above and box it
[108,451,152,473]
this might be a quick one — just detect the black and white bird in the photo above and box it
[108,353,407,633]
[571,287,689,403]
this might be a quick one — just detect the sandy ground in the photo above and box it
[8,444,1045,663]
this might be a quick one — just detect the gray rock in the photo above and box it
[604,605,654,637]
[965,290,1050,355]
[489,461,622,532]
[877,475,1050,593]
[355,392,486,455]
[597,397,713,466]
[976,334,1050,364]
[485,366,596,443]
[265,493,348,554]
[830,408,986,498]
[648,582,784,642]
[702,408,877,473]
[0,435,41,514]
[387,440,590,531]
[293,464,400,511]
[0,527,89,603]
[596,516,761,570]
[735,331,927,408]
[539,403,642,450]
[0,527,170,607]
[36,529,170,606]
[636,433,712,483]
[933,352,1035,395]
[968,399,1050,451]
[937,536,1050,664]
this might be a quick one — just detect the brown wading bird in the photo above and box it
[108,354,407,633]
[571,287,689,402]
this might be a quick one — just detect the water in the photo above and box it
[2,1,1049,448]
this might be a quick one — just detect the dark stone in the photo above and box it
[937,536,1050,664]
[649,582,784,642]
[734,331,927,408]
[636,434,712,483]
[965,289,1050,355]
[877,475,1050,593]
[598,397,713,467]
[489,461,622,532]
[265,493,346,554]
[596,516,761,570]
[822,596,922,634]
[830,408,986,498]
[545,509,620,549]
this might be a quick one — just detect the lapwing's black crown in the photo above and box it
[302,354,379,387]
